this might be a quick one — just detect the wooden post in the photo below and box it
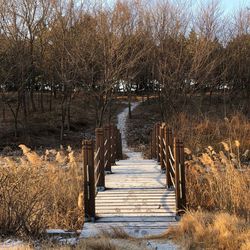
[160,123,165,172]
[118,131,123,160]
[156,123,161,162]
[82,140,95,222]
[179,140,186,212]
[154,124,158,159]
[104,125,111,173]
[114,127,118,160]
[150,130,153,159]
[95,128,105,191]
[174,138,186,215]
[164,126,172,188]
[115,128,122,160]
[110,124,115,165]
[151,125,156,159]
[82,140,88,221]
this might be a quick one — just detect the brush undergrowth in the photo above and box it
[165,211,250,250]
[185,141,250,220]
[173,112,250,154]
[0,145,84,237]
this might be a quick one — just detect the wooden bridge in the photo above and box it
[81,122,186,237]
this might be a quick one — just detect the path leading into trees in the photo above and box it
[81,102,177,238]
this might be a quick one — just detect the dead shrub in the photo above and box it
[185,143,250,220]
[100,227,132,240]
[0,145,84,237]
[166,211,250,250]
[173,112,250,155]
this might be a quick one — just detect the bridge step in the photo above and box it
[96,216,176,222]
[81,220,177,238]
[96,189,176,216]
[82,159,177,238]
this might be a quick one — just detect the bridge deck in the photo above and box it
[81,159,177,238]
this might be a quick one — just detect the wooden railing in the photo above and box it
[151,122,186,215]
[82,124,122,221]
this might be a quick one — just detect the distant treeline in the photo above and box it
[0,0,249,137]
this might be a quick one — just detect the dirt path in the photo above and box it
[117,102,143,160]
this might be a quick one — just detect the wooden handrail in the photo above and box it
[82,124,123,221]
[150,122,186,215]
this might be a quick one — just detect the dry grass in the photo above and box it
[173,112,250,155]
[0,238,116,250]
[127,99,250,159]
[42,238,117,250]
[75,238,117,250]
[185,142,250,220]
[0,145,84,237]
[7,237,143,250]
[163,211,250,250]
[1,244,33,250]
[99,227,133,240]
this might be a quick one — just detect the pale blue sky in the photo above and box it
[106,0,249,13]
[105,0,249,16]
[217,0,249,13]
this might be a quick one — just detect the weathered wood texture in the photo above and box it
[82,140,95,222]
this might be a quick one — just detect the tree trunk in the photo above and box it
[30,89,37,112]
[49,85,53,112]
[7,101,20,138]
[66,93,72,131]
[108,99,113,123]
[40,86,44,113]
[157,91,164,121]
[22,92,30,141]
[60,104,66,142]
[98,105,106,128]
[128,93,132,119]
[60,93,67,142]
[2,102,5,122]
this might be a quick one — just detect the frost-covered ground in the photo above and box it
[117,102,143,160]
[0,239,26,249]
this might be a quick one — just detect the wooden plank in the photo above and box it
[97,194,175,197]
[97,213,176,217]
[96,209,176,213]
[96,204,176,207]
[81,221,177,238]
[96,201,175,204]
[96,216,176,223]
[96,200,176,203]
[96,204,175,208]
[97,191,174,194]
[97,191,175,195]
[83,222,177,228]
